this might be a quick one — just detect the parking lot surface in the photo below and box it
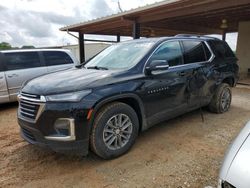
[0,86,250,188]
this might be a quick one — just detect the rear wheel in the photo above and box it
[208,83,232,113]
[90,102,139,159]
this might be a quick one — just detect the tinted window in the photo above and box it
[209,40,235,58]
[0,53,5,71]
[203,43,212,60]
[44,51,74,66]
[5,52,41,71]
[182,40,206,64]
[149,41,183,67]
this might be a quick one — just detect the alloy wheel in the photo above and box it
[103,113,133,150]
[221,88,231,111]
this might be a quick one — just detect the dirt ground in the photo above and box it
[0,86,250,188]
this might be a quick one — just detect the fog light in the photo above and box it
[45,118,76,141]
[54,119,70,136]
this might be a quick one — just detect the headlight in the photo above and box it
[46,90,92,102]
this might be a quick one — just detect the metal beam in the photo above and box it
[144,22,222,34]
[78,33,85,63]
[79,20,131,33]
[84,39,117,43]
[222,30,226,41]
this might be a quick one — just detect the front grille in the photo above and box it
[21,92,40,99]
[20,99,40,120]
[21,127,36,141]
[18,92,46,122]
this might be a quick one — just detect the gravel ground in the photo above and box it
[0,86,250,188]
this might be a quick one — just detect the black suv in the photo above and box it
[17,35,239,159]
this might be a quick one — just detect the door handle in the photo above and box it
[7,74,18,78]
[179,71,186,77]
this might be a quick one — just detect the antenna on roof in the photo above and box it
[118,1,123,12]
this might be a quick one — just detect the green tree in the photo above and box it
[0,42,12,50]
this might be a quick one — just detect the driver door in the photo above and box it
[141,41,192,127]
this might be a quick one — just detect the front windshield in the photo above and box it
[85,41,155,70]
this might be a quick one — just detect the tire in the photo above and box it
[90,102,139,159]
[208,83,232,113]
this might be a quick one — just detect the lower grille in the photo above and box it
[21,127,36,141]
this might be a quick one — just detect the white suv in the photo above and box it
[0,49,78,104]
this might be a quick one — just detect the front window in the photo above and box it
[84,41,155,70]
[148,41,183,67]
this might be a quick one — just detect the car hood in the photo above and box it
[219,121,250,188]
[22,68,120,95]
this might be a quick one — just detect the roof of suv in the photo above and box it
[119,35,221,45]
[0,49,71,53]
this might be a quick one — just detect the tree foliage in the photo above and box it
[0,42,12,50]
[0,42,35,50]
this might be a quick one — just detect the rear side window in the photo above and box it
[209,40,235,58]
[4,52,41,71]
[182,40,207,64]
[43,51,74,66]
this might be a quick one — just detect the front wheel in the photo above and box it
[208,83,232,113]
[90,102,139,159]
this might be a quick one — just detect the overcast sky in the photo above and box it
[0,0,238,50]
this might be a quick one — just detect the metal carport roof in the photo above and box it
[60,0,250,37]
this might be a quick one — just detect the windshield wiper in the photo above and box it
[86,66,109,70]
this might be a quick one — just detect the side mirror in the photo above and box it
[75,64,83,68]
[145,60,169,75]
[75,61,87,68]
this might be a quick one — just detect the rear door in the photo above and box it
[201,40,238,103]
[4,51,47,101]
[0,53,9,103]
[42,51,74,73]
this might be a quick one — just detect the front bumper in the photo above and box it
[17,94,95,156]
[18,117,89,156]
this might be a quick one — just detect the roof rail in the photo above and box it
[175,34,202,38]
[175,34,220,40]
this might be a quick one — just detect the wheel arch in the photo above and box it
[222,76,235,87]
[90,93,147,133]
